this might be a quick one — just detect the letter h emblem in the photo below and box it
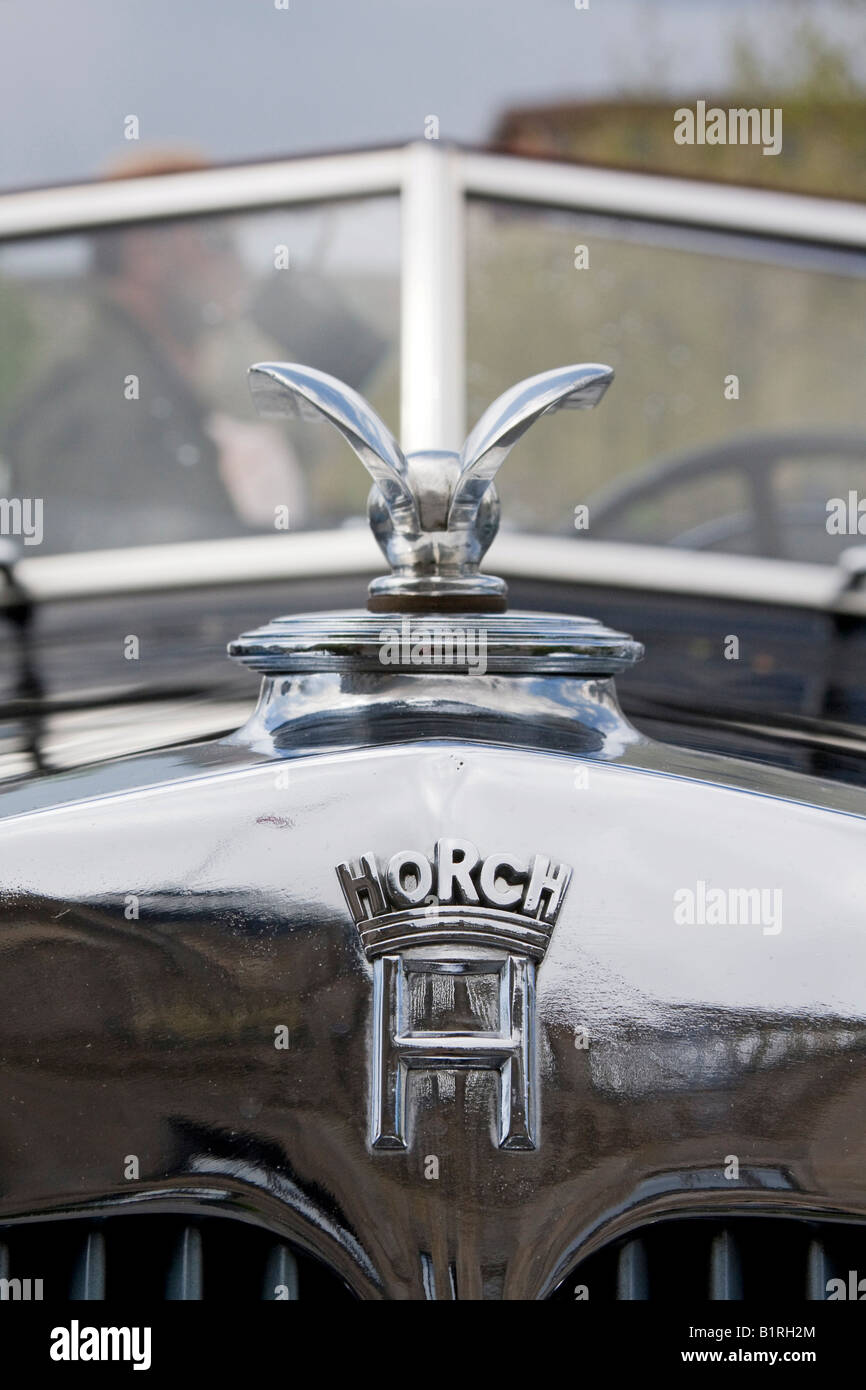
[337,848,568,1154]
[371,954,537,1151]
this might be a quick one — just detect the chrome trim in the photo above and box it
[228,610,643,675]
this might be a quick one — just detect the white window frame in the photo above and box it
[1,142,865,613]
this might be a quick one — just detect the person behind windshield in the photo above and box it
[3,150,386,553]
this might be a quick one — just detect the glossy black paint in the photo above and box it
[1,571,863,785]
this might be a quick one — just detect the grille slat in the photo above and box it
[709,1228,743,1301]
[806,1237,832,1301]
[616,1238,649,1300]
[263,1243,299,1301]
[70,1229,106,1301]
[166,1226,204,1301]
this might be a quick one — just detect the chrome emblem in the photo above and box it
[336,839,571,1152]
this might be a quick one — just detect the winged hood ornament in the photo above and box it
[248,359,614,613]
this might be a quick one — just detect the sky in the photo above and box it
[1,0,863,192]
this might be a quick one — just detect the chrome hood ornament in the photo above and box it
[248,360,613,613]
[233,360,642,683]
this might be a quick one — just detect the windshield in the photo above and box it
[2,177,866,566]
[0,198,399,553]
[467,200,866,564]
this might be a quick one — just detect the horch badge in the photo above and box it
[336,839,571,1152]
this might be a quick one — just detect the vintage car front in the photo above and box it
[0,344,865,1303]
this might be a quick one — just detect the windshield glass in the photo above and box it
[467,199,866,563]
[0,198,399,553]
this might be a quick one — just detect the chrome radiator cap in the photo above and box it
[229,609,643,676]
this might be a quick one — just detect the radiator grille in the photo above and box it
[3,1212,858,1300]
[0,1214,355,1301]
[550,1217,865,1301]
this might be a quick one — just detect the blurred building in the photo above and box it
[490,98,866,200]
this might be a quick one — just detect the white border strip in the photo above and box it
[459,151,866,249]
[495,534,866,615]
[2,145,864,250]
[0,149,406,239]
[400,143,465,452]
[11,530,381,600]
[7,529,865,616]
